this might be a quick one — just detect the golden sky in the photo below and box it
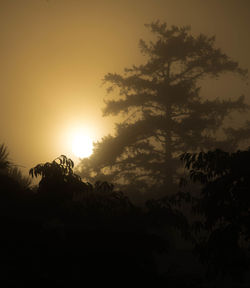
[0,0,249,176]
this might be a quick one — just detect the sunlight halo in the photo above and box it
[72,133,93,158]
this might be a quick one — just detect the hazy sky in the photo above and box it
[1,0,250,176]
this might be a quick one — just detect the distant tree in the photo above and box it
[7,167,31,190]
[179,148,250,280]
[78,21,249,198]
[0,143,11,171]
[0,143,31,189]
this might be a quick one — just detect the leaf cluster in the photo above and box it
[29,155,77,180]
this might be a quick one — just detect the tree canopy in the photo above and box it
[1,148,250,286]
[179,148,250,279]
[78,21,249,198]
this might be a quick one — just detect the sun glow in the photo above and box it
[71,133,93,158]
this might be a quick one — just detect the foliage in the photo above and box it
[8,166,31,190]
[1,155,165,285]
[1,151,250,286]
[29,155,134,212]
[29,154,76,179]
[29,155,89,205]
[0,143,11,171]
[78,21,249,197]
[179,148,250,279]
[0,143,31,189]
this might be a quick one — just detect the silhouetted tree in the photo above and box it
[0,143,31,189]
[179,148,250,281]
[28,155,166,285]
[29,155,84,198]
[78,21,249,198]
[7,166,31,190]
[0,143,11,171]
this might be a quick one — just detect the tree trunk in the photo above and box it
[163,90,174,194]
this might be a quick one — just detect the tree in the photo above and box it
[0,143,31,189]
[28,156,164,284]
[29,155,132,209]
[179,148,250,281]
[78,21,249,198]
[29,155,87,200]
[0,143,11,171]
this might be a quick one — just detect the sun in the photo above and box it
[72,133,93,158]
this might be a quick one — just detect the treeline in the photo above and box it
[1,20,250,287]
[0,147,250,287]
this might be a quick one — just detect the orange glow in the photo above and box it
[0,0,249,174]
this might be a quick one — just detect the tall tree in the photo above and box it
[78,22,249,197]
